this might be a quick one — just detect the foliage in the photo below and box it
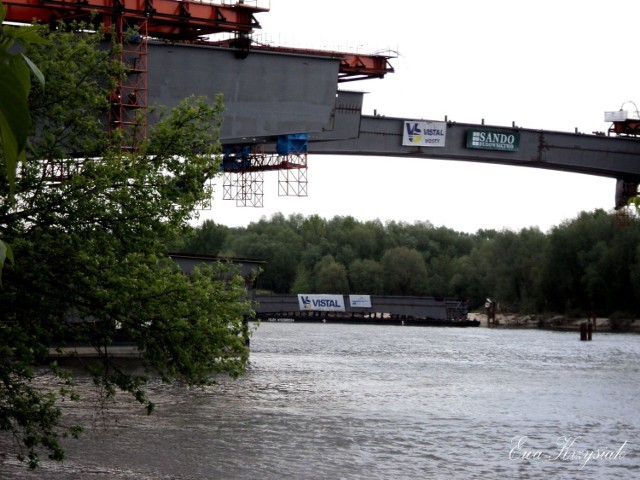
[182,208,640,318]
[540,211,615,313]
[222,213,303,293]
[381,246,428,296]
[290,264,312,294]
[169,219,229,255]
[479,228,546,312]
[348,258,384,295]
[1,25,251,468]
[312,255,349,294]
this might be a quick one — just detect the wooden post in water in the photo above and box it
[580,321,593,341]
[580,322,588,341]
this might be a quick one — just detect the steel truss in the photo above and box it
[223,170,264,207]
[41,159,82,184]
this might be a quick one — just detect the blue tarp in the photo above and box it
[222,145,252,171]
[277,134,308,156]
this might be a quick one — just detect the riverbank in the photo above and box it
[468,312,640,333]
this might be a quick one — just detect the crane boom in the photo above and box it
[2,0,266,39]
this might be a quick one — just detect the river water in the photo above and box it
[1,323,638,479]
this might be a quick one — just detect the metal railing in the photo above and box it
[190,0,271,9]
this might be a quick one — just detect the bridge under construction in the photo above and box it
[4,0,640,210]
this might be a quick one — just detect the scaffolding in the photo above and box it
[110,16,148,151]
[222,141,308,207]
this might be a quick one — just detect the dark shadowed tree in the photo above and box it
[312,255,349,294]
[349,220,385,260]
[349,258,384,294]
[449,249,490,309]
[540,210,614,314]
[0,26,251,468]
[290,264,312,294]
[479,228,547,312]
[381,246,427,295]
[225,214,303,293]
[170,219,229,255]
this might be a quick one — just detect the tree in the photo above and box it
[290,264,312,293]
[479,228,547,312]
[326,215,358,266]
[312,255,349,294]
[348,258,384,294]
[225,214,303,293]
[381,246,427,295]
[540,210,614,314]
[349,220,384,260]
[449,250,490,309]
[170,219,229,255]
[0,25,251,468]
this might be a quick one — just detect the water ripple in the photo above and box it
[1,324,638,479]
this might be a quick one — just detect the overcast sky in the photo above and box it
[199,0,640,233]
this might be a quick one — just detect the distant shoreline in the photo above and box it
[468,313,640,333]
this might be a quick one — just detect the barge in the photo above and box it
[252,294,479,327]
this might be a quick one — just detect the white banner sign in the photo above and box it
[349,295,372,308]
[298,294,346,312]
[402,120,446,147]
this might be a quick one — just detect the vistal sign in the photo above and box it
[297,294,346,312]
[402,120,447,147]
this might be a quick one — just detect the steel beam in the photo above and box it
[148,42,341,142]
[301,112,640,182]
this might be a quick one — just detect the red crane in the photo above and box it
[3,0,394,200]
[2,0,393,79]
[2,0,264,39]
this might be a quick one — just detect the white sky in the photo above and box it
[198,0,640,234]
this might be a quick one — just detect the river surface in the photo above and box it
[1,323,638,479]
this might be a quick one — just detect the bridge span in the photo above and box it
[277,92,640,183]
[144,42,640,208]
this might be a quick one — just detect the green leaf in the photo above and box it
[0,62,31,190]
[0,239,13,285]
[22,53,45,87]
[0,239,13,264]
[4,24,50,47]
[8,52,32,95]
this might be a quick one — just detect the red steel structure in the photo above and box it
[2,0,393,81]
[3,0,394,202]
[2,0,265,39]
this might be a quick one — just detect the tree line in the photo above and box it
[171,210,640,318]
